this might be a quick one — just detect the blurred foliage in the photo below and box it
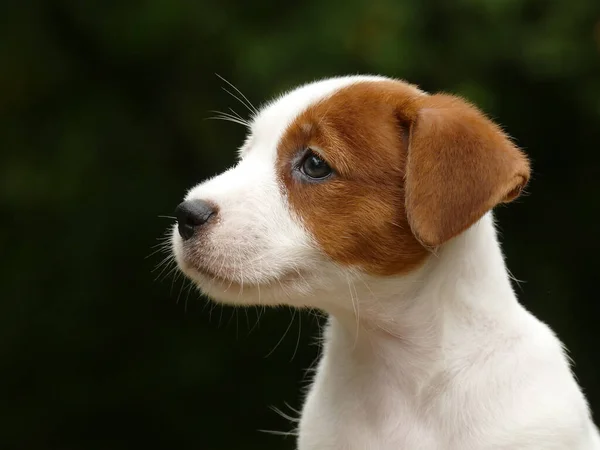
[1,0,600,448]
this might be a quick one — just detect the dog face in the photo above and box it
[171,76,530,307]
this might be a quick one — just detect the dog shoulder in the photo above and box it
[450,315,596,449]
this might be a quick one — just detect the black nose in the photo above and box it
[174,200,217,240]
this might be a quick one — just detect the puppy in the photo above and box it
[171,75,600,449]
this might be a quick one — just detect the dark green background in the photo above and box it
[2,1,599,449]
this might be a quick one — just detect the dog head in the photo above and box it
[171,76,530,308]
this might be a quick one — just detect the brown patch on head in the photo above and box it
[276,81,427,276]
[276,80,530,276]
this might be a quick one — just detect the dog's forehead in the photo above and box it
[244,75,389,159]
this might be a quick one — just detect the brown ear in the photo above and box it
[404,94,530,247]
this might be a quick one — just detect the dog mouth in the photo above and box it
[171,232,311,295]
[179,258,305,290]
[192,264,248,286]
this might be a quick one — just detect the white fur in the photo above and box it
[172,76,599,449]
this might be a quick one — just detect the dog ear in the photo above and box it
[403,94,530,247]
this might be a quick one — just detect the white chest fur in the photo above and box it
[297,215,600,450]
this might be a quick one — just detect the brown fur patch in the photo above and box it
[404,94,530,246]
[276,80,529,276]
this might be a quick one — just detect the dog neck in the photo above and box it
[318,212,524,392]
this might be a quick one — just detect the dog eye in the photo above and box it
[300,150,332,180]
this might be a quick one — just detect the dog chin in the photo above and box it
[175,257,313,306]
[171,234,320,305]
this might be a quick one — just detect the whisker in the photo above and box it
[145,244,170,260]
[184,280,195,313]
[283,401,302,416]
[208,298,218,322]
[206,115,249,128]
[208,110,249,125]
[152,254,173,276]
[214,116,249,126]
[221,87,257,117]
[215,73,258,114]
[241,303,251,332]
[236,307,240,339]
[160,263,180,284]
[507,267,526,292]
[344,272,361,349]
[269,405,300,423]
[257,429,298,437]
[201,295,212,313]
[149,240,170,249]
[249,304,263,334]
[291,310,302,362]
[218,303,225,328]
[226,305,237,331]
[228,107,245,121]
[176,275,188,305]
[170,265,183,297]
[265,308,296,358]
